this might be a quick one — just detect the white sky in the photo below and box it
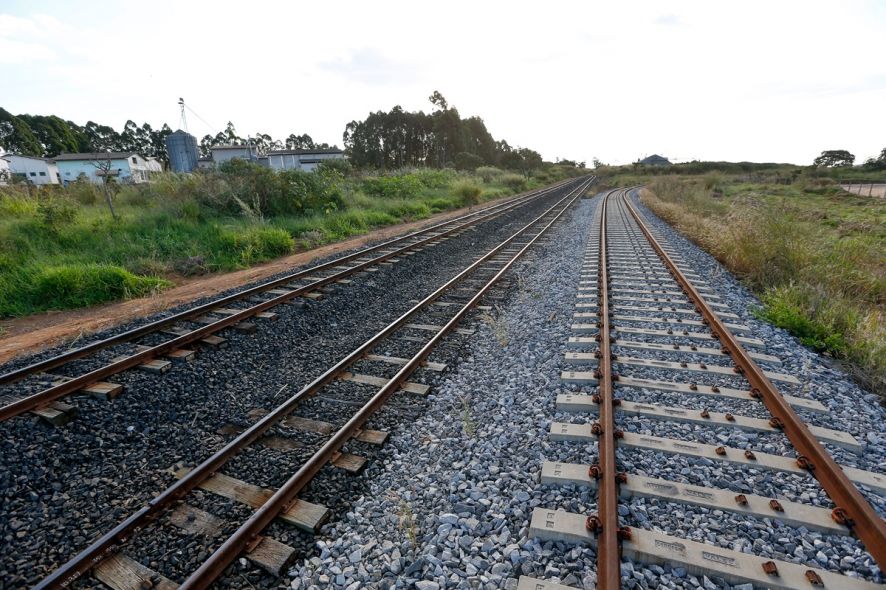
[1,0,884,165]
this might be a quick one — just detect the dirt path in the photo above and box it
[0,198,511,365]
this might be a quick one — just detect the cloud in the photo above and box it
[654,13,681,26]
[0,37,56,63]
[320,48,420,85]
[0,12,77,63]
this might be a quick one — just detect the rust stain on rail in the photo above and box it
[620,188,886,570]
[0,191,530,365]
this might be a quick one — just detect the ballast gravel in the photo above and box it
[2,182,883,589]
[282,191,884,590]
[0,188,573,588]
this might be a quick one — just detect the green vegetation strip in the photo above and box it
[0,163,583,318]
[619,172,884,396]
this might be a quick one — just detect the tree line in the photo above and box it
[813,149,886,171]
[0,108,176,164]
[0,108,330,166]
[1,91,584,173]
[343,91,577,174]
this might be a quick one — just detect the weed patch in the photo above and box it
[639,176,885,396]
[16,264,170,313]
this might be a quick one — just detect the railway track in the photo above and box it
[521,188,886,589]
[0,177,583,426]
[17,176,596,588]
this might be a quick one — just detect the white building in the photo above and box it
[2,154,61,185]
[267,149,346,172]
[209,144,258,164]
[145,157,164,174]
[54,152,154,184]
[0,154,9,185]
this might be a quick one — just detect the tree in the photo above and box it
[149,124,172,165]
[223,121,241,144]
[17,114,82,156]
[83,121,122,152]
[342,92,550,170]
[120,119,152,155]
[286,133,315,149]
[813,150,855,168]
[453,151,483,170]
[199,134,214,158]
[428,90,448,111]
[92,156,118,220]
[0,108,43,155]
[863,147,886,171]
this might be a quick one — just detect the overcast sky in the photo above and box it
[1,0,884,165]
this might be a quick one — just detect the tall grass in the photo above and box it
[640,176,885,396]
[0,164,561,317]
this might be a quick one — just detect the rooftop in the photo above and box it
[1,153,55,162]
[268,148,344,155]
[54,152,139,161]
[210,144,253,150]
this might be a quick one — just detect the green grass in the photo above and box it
[628,172,885,396]
[0,165,578,317]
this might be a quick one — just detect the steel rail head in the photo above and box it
[0,177,579,389]
[594,189,622,590]
[33,176,595,590]
[176,176,593,589]
[0,178,592,423]
[618,188,886,569]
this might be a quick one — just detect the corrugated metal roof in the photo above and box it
[54,152,139,161]
[268,149,344,155]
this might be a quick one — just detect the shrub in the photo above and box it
[67,178,99,205]
[756,285,847,354]
[702,171,725,191]
[29,264,170,311]
[476,166,503,183]
[212,160,344,217]
[453,152,483,171]
[362,174,424,199]
[501,173,527,191]
[453,180,482,206]
[0,190,38,216]
[412,168,453,188]
[218,226,294,266]
[277,168,344,214]
[37,197,78,233]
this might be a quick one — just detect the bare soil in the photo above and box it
[0,200,506,365]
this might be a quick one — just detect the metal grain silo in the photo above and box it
[165,130,199,172]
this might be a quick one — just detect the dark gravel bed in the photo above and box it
[0,186,575,588]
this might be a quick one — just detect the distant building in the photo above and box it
[267,148,346,172]
[638,154,672,166]
[2,154,60,185]
[196,157,214,170]
[165,129,199,172]
[145,157,164,174]
[0,155,9,185]
[209,144,258,164]
[54,152,154,184]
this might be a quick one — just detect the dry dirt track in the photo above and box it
[0,196,516,365]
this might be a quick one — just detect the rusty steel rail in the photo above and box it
[34,176,595,589]
[619,188,886,569]
[177,175,590,589]
[587,190,622,589]
[0,178,572,389]
[0,178,582,423]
